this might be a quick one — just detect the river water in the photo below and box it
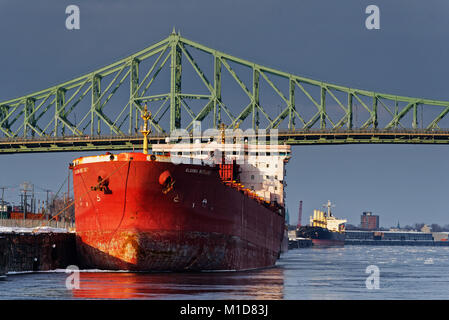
[1,245,448,300]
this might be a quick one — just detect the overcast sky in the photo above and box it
[0,0,449,227]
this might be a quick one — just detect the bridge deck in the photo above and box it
[1,129,449,154]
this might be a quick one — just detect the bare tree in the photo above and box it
[48,195,74,222]
[413,223,425,231]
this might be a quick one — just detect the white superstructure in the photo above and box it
[152,141,291,205]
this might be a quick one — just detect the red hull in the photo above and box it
[72,153,285,271]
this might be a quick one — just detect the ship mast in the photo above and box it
[220,123,226,164]
[324,200,334,217]
[140,104,152,154]
[220,123,226,144]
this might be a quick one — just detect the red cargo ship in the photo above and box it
[71,108,291,271]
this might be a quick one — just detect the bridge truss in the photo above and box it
[1,30,449,153]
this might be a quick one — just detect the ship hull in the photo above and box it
[72,153,285,271]
[76,230,271,271]
[311,239,345,247]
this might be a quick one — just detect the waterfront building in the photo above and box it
[360,212,379,230]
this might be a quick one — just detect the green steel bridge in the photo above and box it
[1,30,449,154]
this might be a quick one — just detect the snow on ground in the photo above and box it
[0,226,70,234]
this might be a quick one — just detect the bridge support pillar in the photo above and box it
[170,34,182,132]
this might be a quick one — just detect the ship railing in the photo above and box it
[222,180,284,216]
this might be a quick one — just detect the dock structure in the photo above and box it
[0,231,76,274]
[287,229,312,249]
[288,238,312,249]
[0,237,7,277]
[345,239,449,246]
[345,230,449,246]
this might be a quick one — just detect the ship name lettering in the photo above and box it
[179,304,214,318]
[74,167,88,175]
[185,168,198,173]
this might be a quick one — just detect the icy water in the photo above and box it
[1,246,448,300]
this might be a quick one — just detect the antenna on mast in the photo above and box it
[323,200,335,217]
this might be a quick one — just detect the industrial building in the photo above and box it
[360,212,379,230]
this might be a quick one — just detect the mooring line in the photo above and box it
[32,159,133,233]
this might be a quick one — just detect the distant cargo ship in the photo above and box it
[70,106,291,271]
[296,201,346,247]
